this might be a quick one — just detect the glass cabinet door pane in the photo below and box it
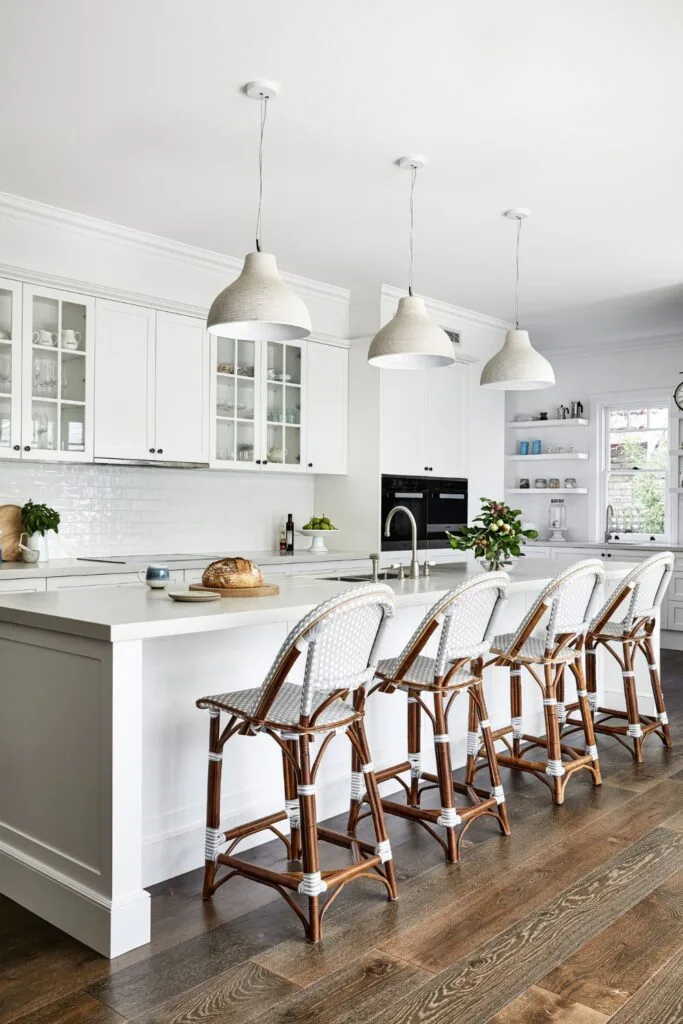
[32,401,58,451]
[235,379,255,420]
[31,296,59,345]
[237,340,255,378]
[216,420,235,462]
[0,288,14,341]
[266,423,286,463]
[284,344,302,385]
[284,425,301,466]
[283,383,300,425]
[0,395,11,448]
[217,337,235,373]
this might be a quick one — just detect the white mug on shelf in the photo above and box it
[32,330,56,347]
[61,329,81,350]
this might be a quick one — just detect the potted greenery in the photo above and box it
[20,500,61,562]
[446,497,538,571]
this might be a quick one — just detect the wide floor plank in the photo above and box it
[489,984,609,1023]
[7,991,127,1024]
[370,827,683,1024]
[129,959,298,1024]
[538,863,683,1015]
[608,944,683,1022]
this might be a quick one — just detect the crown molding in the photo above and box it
[536,329,683,358]
[0,191,350,308]
[380,284,512,332]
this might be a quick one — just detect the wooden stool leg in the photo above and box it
[622,641,644,763]
[464,687,479,785]
[347,690,364,833]
[543,663,566,805]
[510,663,523,757]
[202,710,223,900]
[556,665,567,733]
[282,738,301,862]
[473,680,510,836]
[433,691,459,863]
[644,636,672,749]
[297,734,325,942]
[407,689,422,806]
[585,641,598,714]
[569,655,602,787]
[354,718,399,899]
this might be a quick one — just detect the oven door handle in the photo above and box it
[393,492,424,499]
[435,493,466,500]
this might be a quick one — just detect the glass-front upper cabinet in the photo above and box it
[21,286,95,461]
[263,340,305,470]
[210,335,261,469]
[0,278,23,459]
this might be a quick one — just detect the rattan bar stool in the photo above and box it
[473,559,605,805]
[348,572,510,863]
[196,584,397,943]
[563,551,673,762]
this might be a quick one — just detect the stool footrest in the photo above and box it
[373,761,411,783]
[223,810,287,843]
[316,825,376,856]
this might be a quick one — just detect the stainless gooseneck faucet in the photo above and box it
[604,503,614,543]
[384,505,420,579]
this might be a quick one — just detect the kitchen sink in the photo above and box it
[321,570,401,582]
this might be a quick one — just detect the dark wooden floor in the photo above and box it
[3,655,683,1024]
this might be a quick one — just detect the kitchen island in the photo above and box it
[0,558,651,957]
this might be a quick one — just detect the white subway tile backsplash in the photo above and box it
[0,463,314,557]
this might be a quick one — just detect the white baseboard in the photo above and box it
[661,630,683,651]
[0,839,150,958]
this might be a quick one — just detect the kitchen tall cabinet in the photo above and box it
[381,360,468,478]
[94,300,209,464]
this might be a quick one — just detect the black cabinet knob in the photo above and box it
[13,444,20,451]
[149,448,155,454]
[607,552,612,558]
[24,445,31,451]
[157,448,163,455]
[263,460,268,465]
[308,462,313,468]
[255,459,261,464]
[424,466,429,471]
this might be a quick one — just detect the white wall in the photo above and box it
[505,338,683,542]
[0,462,314,557]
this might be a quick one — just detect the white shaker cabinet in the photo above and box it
[305,341,348,475]
[95,300,209,464]
[380,358,467,478]
[94,300,155,461]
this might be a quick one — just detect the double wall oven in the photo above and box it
[381,474,468,552]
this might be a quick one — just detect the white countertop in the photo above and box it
[0,548,372,581]
[0,557,634,643]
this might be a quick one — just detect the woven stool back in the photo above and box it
[590,551,674,634]
[502,559,604,656]
[393,571,509,681]
[253,583,395,722]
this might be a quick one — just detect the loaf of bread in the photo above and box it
[202,557,264,589]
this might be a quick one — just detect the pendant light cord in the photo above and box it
[408,165,417,296]
[255,95,268,252]
[514,215,522,328]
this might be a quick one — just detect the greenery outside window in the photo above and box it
[604,405,668,539]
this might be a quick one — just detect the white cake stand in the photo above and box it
[297,529,338,554]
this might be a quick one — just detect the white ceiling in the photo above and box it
[2,0,682,334]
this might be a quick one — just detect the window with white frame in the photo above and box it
[603,405,668,539]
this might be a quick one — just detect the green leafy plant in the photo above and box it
[446,497,537,570]
[21,500,60,538]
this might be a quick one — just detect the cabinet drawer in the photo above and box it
[0,577,47,594]
[667,601,683,631]
[46,571,182,590]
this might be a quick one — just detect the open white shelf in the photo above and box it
[507,487,588,494]
[507,418,588,428]
[507,453,589,462]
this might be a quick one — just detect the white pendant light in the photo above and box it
[207,80,311,341]
[480,209,554,390]
[368,156,454,370]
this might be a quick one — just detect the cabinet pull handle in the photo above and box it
[263,460,268,465]
[157,448,163,454]
[308,462,313,468]
[149,448,156,454]
[424,466,429,471]
[13,444,20,451]
[23,445,31,451]
[255,459,261,464]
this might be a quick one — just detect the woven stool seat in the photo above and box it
[199,683,358,731]
[376,654,477,690]
[490,634,580,663]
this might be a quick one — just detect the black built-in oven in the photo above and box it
[381,475,468,552]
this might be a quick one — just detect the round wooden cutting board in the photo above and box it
[189,582,280,598]
[0,504,24,561]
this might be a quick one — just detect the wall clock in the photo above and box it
[675,381,683,411]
